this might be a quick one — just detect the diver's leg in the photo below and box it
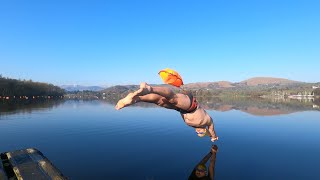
[140,82,191,110]
[139,94,177,109]
[115,92,138,110]
[137,94,163,104]
[206,116,218,142]
[138,82,174,99]
[209,145,218,180]
[115,93,164,110]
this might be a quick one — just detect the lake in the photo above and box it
[1,98,320,180]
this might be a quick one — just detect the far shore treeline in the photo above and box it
[1,75,320,100]
[0,75,65,98]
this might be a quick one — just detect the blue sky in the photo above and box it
[0,0,319,86]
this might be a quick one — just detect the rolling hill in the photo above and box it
[183,77,301,90]
[240,77,300,86]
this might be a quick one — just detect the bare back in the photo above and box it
[180,105,211,128]
[141,92,211,128]
[152,93,211,128]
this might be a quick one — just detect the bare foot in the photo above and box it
[134,82,152,96]
[115,93,137,110]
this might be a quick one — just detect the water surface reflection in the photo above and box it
[0,99,320,179]
[0,99,65,117]
[103,97,320,116]
[198,97,319,116]
[189,145,218,180]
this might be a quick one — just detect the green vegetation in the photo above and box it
[196,96,316,112]
[99,83,320,101]
[0,75,65,97]
[314,88,320,96]
[64,90,100,100]
[314,98,320,106]
[189,84,319,98]
[0,99,65,114]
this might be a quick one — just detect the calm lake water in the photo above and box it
[1,99,320,180]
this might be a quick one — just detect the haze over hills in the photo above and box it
[62,77,320,101]
[178,77,301,89]
[240,77,300,86]
[184,81,235,89]
[61,77,316,93]
[60,85,105,92]
[98,77,318,97]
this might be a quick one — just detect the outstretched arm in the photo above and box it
[207,117,218,142]
[189,150,212,179]
[196,152,212,167]
[208,145,218,180]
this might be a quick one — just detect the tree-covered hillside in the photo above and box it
[0,76,65,97]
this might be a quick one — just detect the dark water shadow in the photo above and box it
[188,145,218,180]
[0,99,65,117]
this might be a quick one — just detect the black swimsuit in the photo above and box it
[176,91,198,114]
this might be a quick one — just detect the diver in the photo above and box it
[115,82,218,142]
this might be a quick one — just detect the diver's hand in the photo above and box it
[211,145,218,153]
[211,136,218,142]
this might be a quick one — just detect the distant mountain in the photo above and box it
[100,84,173,94]
[240,77,300,86]
[60,85,105,92]
[101,85,139,94]
[183,77,301,89]
[184,81,234,89]
[99,77,315,98]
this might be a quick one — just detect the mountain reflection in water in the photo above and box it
[197,97,319,116]
[1,97,319,117]
[0,99,65,117]
[1,99,320,179]
[104,97,320,116]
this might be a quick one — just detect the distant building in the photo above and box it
[312,86,319,89]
